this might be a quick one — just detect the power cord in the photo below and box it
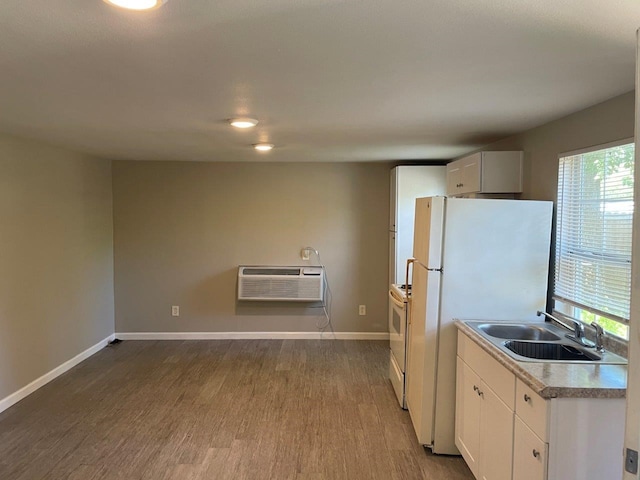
[303,246,334,335]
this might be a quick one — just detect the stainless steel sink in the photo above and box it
[465,320,627,364]
[504,340,601,361]
[477,323,561,341]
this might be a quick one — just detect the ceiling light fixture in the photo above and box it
[253,143,274,152]
[229,118,259,129]
[103,0,167,11]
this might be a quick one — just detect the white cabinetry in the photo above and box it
[513,416,547,480]
[456,334,515,480]
[455,360,482,476]
[456,331,626,480]
[513,378,625,480]
[512,380,549,480]
[446,151,523,196]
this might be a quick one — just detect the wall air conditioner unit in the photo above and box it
[237,266,324,302]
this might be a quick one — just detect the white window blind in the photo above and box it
[554,141,634,324]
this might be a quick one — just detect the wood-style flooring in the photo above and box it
[0,339,473,480]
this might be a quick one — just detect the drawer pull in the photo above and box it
[524,394,531,403]
[532,449,540,458]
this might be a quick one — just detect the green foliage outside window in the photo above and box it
[578,309,629,340]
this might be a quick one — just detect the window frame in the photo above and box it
[553,137,634,340]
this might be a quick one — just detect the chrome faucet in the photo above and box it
[536,310,596,348]
[591,322,605,353]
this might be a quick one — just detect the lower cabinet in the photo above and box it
[456,331,626,480]
[479,385,514,480]
[456,340,514,480]
[455,360,482,476]
[513,417,547,480]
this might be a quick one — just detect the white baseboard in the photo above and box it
[0,333,116,414]
[115,331,390,341]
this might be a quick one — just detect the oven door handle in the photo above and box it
[389,289,406,308]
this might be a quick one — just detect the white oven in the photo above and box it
[389,284,409,408]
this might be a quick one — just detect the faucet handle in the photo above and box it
[570,318,585,337]
[591,322,605,353]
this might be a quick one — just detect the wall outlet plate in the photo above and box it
[626,448,638,474]
[171,305,180,317]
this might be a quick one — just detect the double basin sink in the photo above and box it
[466,321,627,364]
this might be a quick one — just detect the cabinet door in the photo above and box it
[479,385,514,480]
[513,416,547,480]
[455,358,482,478]
[460,153,481,193]
[446,161,462,195]
[480,151,523,193]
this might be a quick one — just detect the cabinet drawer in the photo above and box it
[457,333,515,409]
[514,416,547,480]
[515,379,548,440]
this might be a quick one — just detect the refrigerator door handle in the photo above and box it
[405,258,414,324]
[405,259,414,297]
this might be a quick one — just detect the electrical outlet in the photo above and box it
[626,448,638,474]
[171,305,180,317]
[301,248,310,260]
[359,305,366,316]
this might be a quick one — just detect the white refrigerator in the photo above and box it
[406,196,552,455]
[389,166,446,285]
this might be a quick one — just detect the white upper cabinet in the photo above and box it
[446,151,523,196]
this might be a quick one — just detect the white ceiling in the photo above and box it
[0,0,638,162]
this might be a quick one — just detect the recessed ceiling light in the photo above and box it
[229,118,259,129]
[103,0,167,11]
[253,143,274,152]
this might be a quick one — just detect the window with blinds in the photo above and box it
[554,140,634,339]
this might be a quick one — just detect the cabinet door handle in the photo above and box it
[524,394,531,403]
[532,449,540,458]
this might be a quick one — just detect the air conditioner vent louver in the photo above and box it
[238,266,324,302]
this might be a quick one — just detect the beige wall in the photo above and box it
[111,93,635,336]
[112,161,390,334]
[0,134,114,401]
[484,91,635,201]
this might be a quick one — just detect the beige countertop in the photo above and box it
[455,320,627,399]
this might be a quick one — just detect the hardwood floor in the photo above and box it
[0,340,473,480]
